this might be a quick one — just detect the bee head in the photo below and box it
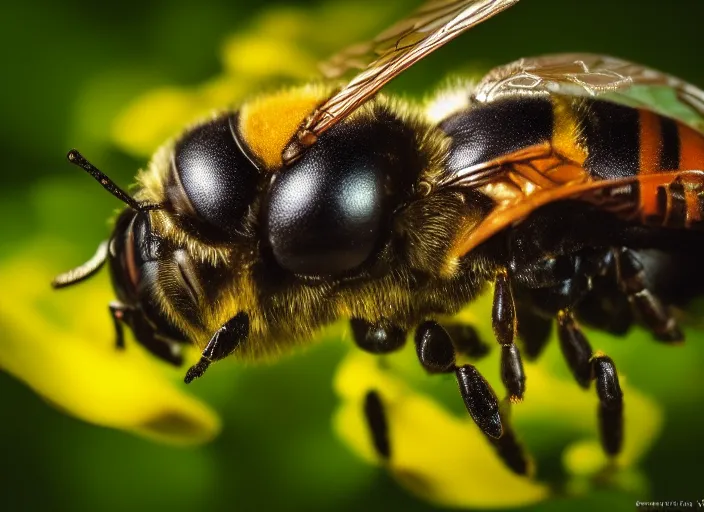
[51,149,165,293]
[52,151,188,360]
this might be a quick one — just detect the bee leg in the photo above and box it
[413,321,503,437]
[442,322,490,360]
[556,310,593,388]
[456,364,503,439]
[363,390,391,460]
[184,312,249,384]
[558,312,625,456]
[615,248,683,342]
[109,301,127,350]
[592,353,624,456]
[489,401,533,475]
[415,321,457,373]
[350,318,406,354]
[412,322,533,471]
[493,271,526,402]
[110,302,183,365]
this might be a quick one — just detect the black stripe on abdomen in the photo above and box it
[583,100,640,179]
[441,97,554,173]
[659,117,680,170]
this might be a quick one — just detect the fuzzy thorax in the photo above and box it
[124,86,489,362]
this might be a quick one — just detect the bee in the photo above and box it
[53,0,704,473]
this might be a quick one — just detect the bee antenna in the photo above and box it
[66,149,161,211]
[51,240,109,289]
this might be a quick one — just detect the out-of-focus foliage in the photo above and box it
[112,1,401,157]
[0,244,220,444]
[2,0,704,511]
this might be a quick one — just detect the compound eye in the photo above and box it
[264,123,391,277]
[170,114,259,238]
[108,210,162,301]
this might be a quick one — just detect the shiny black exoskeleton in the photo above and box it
[166,115,259,240]
[165,112,420,278]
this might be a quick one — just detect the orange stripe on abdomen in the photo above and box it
[638,109,662,174]
[678,122,704,170]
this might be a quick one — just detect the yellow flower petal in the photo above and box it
[111,78,251,157]
[0,240,220,445]
[221,34,317,80]
[219,2,402,79]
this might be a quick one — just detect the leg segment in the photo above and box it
[456,365,503,439]
[493,272,517,346]
[492,272,526,401]
[414,322,504,439]
[363,390,391,460]
[350,318,407,354]
[109,302,127,350]
[184,312,249,383]
[415,321,456,373]
[616,248,683,342]
[593,353,624,456]
[556,310,593,388]
[488,402,532,476]
[500,345,525,403]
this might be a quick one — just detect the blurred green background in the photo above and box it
[2,0,704,510]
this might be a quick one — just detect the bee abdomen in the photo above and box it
[581,100,704,179]
[578,100,704,228]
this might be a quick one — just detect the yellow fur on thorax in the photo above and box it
[238,84,333,169]
[551,96,587,164]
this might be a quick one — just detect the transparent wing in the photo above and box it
[282,0,520,163]
[450,170,704,258]
[474,53,704,132]
[319,0,516,79]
